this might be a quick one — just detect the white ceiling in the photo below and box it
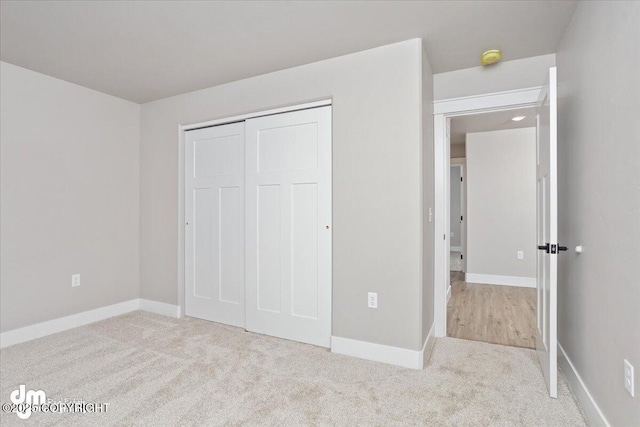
[450,107,537,145]
[0,1,577,103]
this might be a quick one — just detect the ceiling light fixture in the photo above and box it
[511,116,526,122]
[481,49,502,66]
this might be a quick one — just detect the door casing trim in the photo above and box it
[432,88,540,337]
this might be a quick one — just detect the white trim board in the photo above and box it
[331,327,436,370]
[558,343,610,427]
[433,87,541,115]
[140,298,182,318]
[181,99,332,131]
[465,273,536,288]
[422,322,437,367]
[446,285,452,303]
[0,299,182,349]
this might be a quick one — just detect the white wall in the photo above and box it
[0,62,141,332]
[434,54,556,101]
[450,143,466,159]
[556,2,640,425]
[140,39,428,351]
[466,128,536,282]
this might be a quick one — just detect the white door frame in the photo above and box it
[433,87,541,337]
[177,99,332,317]
[449,162,466,275]
[449,163,464,253]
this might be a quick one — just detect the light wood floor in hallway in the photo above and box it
[447,271,536,349]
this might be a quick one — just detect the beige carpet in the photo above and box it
[0,311,586,426]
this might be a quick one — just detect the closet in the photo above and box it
[184,105,332,347]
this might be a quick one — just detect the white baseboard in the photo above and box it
[0,298,182,349]
[558,343,610,427]
[450,246,462,252]
[465,273,536,288]
[422,322,437,367]
[446,285,452,303]
[139,299,182,318]
[0,299,139,349]
[331,335,427,370]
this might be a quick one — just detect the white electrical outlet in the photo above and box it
[517,251,524,260]
[71,274,81,287]
[624,359,635,397]
[367,292,378,309]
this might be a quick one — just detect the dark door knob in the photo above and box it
[538,244,550,253]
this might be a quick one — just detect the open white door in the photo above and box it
[536,66,562,398]
[185,122,245,327]
[245,106,332,347]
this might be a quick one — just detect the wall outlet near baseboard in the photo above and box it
[624,359,635,397]
[517,251,524,260]
[367,292,378,309]
[71,274,81,287]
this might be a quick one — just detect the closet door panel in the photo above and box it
[245,106,332,347]
[185,122,245,327]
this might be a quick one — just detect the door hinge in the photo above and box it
[444,234,446,240]
[460,177,463,182]
[461,254,463,260]
[461,215,463,221]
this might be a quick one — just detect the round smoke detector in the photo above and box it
[481,49,502,65]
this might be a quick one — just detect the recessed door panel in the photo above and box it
[219,186,242,304]
[194,135,243,177]
[257,184,282,313]
[291,183,319,319]
[258,123,318,172]
[193,188,213,299]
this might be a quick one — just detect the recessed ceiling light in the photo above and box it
[481,49,502,65]
[511,116,526,122]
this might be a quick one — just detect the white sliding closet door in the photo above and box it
[245,106,332,347]
[185,122,245,327]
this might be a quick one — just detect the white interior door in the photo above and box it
[460,165,466,272]
[444,120,451,300]
[245,106,332,347]
[536,66,558,398]
[185,122,245,327]
[450,165,463,252]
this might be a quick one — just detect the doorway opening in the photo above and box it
[434,69,559,398]
[446,108,537,349]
